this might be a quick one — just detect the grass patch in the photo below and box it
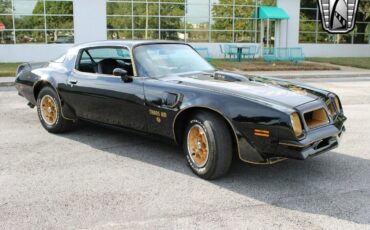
[308,57,370,70]
[2,58,355,77]
[211,59,339,72]
[0,63,21,77]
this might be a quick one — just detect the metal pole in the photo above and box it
[11,0,16,44]
[260,19,264,56]
[267,18,270,48]
[286,20,288,48]
[145,0,148,39]
[43,0,47,43]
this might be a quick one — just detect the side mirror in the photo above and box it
[113,68,132,83]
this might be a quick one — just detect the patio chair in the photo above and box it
[289,47,305,64]
[242,45,259,60]
[220,44,238,61]
[262,48,276,62]
[195,47,213,62]
[276,48,290,62]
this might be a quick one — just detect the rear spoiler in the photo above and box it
[16,62,49,77]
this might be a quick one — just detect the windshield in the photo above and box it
[134,44,215,77]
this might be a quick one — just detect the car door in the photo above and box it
[61,46,147,131]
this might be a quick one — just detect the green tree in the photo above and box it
[0,0,12,28]
[0,0,11,13]
[211,0,276,42]
[355,1,370,43]
[15,1,73,43]
[107,1,185,40]
[160,3,185,40]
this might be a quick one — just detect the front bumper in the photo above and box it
[276,124,345,160]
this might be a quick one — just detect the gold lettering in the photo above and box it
[149,109,167,119]
[149,109,160,117]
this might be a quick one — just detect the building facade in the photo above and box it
[0,0,369,62]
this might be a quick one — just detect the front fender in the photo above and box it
[175,91,290,164]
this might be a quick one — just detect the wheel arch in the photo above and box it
[173,106,239,154]
[33,80,76,121]
[33,80,57,101]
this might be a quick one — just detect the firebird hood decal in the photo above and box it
[161,73,319,108]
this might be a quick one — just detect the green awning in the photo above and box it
[258,6,289,20]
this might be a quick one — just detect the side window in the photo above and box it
[76,47,133,76]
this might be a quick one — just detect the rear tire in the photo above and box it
[36,86,73,133]
[183,111,233,180]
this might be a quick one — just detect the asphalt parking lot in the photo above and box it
[0,78,370,229]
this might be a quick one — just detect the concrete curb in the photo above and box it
[0,82,15,87]
[0,77,15,87]
[264,74,370,80]
[236,71,370,79]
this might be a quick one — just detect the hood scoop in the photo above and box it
[213,71,247,82]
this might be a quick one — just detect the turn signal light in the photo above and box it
[290,112,303,137]
[254,129,270,138]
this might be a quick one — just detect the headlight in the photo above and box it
[290,112,303,137]
[334,96,342,113]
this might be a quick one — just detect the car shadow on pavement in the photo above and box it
[60,121,370,225]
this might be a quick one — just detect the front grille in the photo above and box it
[304,108,329,129]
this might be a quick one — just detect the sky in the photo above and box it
[13,0,38,15]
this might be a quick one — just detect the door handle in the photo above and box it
[68,79,78,85]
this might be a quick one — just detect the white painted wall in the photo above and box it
[0,44,72,63]
[73,0,107,44]
[0,0,369,62]
[276,0,300,48]
[301,44,370,57]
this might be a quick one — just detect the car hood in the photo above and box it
[160,72,320,108]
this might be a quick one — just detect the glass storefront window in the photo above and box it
[108,30,132,40]
[211,31,233,42]
[106,0,276,42]
[186,18,209,30]
[133,30,159,40]
[160,30,185,41]
[134,17,159,30]
[0,0,74,44]
[234,31,256,42]
[15,30,45,43]
[107,17,132,30]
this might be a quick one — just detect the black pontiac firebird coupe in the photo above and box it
[15,41,346,179]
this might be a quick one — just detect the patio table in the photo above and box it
[235,45,250,62]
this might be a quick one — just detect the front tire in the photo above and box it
[36,86,73,133]
[183,112,233,180]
